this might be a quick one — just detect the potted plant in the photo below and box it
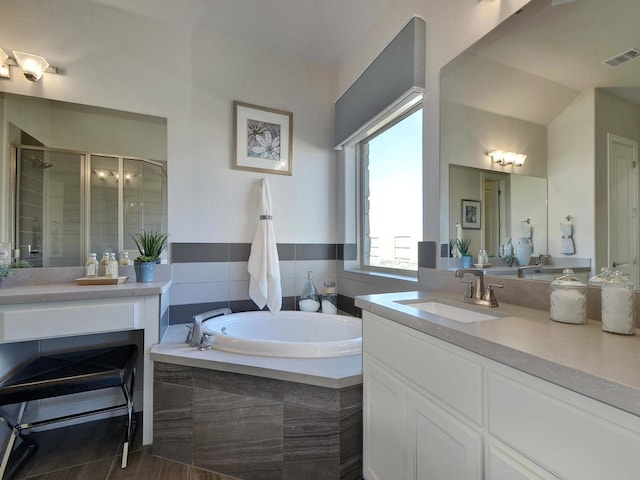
[0,264,12,287]
[131,231,169,283]
[456,238,472,268]
[504,254,516,267]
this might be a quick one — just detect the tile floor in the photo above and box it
[11,414,233,480]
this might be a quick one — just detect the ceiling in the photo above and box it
[89,0,394,68]
[441,0,640,125]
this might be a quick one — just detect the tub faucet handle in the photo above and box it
[197,333,212,351]
[184,324,194,344]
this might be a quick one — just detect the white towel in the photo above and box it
[248,178,282,313]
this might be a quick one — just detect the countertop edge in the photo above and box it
[356,292,640,417]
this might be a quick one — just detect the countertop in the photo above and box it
[0,279,171,305]
[356,290,640,417]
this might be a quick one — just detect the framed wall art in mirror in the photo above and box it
[233,101,293,176]
[461,200,481,230]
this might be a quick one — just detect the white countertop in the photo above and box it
[151,324,362,389]
[0,279,171,305]
[356,290,640,416]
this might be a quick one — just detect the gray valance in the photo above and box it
[334,16,426,149]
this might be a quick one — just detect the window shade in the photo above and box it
[334,16,426,149]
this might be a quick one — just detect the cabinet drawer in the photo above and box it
[0,298,141,342]
[488,439,559,480]
[363,312,483,425]
[488,369,640,480]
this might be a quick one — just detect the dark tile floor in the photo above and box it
[11,414,233,480]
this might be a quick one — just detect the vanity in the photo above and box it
[0,267,171,445]
[357,290,640,480]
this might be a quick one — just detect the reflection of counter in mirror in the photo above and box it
[0,93,168,267]
[439,0,640,286]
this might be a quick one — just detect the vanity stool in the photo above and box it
[0,344,137,480]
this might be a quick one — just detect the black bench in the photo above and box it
[0,344,137,480]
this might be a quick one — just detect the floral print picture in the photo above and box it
[247,120,281,160]
[233,101,293,175]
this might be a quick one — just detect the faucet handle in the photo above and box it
[184,324,194,344]
[198,333,212,351]
[460,280,474,298]
[484,283,503,307]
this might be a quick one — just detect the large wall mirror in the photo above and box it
[1,93,168,267]
[439,0,640,286]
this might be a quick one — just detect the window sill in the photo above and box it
[343,268,418,284]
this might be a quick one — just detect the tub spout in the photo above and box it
[191,308,232,349]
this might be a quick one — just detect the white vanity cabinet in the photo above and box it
[363,312,483,480]
[363,311,640,480]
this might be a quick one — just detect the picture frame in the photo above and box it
[461,199,481,229]
[0,243,10,265]
[233,101,293,176]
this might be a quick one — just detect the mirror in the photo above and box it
[1,93,168,267]
[440,0,640,285]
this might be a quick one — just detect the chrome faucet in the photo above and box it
[454,269,502,307]
[188,308,232,350]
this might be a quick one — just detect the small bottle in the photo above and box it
[299,271,320,312]
[601,270,635,335]
[550,269,587,325]
[100,252,110,267]
[321,281,338,314]
[105,253,119,278]
[119,251,130,266]
[85,253,98,278]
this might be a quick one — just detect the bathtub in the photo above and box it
[201,310,362,358]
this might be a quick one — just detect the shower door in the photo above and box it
[15,146,167,267]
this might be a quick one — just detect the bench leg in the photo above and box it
[0,402,37,480]
[120,367,136,469]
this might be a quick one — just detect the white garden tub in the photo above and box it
[202,310,361,358]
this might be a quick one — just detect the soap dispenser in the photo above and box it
[299,271,320,312]
[550,269,586,324]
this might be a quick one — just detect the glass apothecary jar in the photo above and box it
[299,271,320,312]
[550,269,586,324]
[588,267,612,286]
[321,281,338,314]
[601,270,635,335]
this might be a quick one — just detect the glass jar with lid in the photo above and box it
[550,268,587,324]
[588,267,613,286]
[601,270,635,335]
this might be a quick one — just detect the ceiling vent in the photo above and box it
[603,48,640,67]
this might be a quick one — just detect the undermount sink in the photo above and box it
[400,301,500,323]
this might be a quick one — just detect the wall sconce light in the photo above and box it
[0,49,58,82]
[94,169,109,179]
[488,150,526,167]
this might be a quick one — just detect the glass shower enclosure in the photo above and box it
[14,145,167,267]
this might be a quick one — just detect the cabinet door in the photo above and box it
[364,355,406,480]
[488,440,560,480]
[406,388,482,480]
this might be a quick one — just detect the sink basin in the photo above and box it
[401,301,499,323]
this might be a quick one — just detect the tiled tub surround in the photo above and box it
[152,325,362,480]
[169,242,352,322]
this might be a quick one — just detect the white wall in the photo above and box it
[547,90,595,260]
[0,0,337,246]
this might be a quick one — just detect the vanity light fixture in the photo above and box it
[487,150,526,167]
[0,49,59,82]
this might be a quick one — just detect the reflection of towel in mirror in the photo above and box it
[248,178,282,313]
[560,223,575,255]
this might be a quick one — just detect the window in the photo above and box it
[360,106,423,272]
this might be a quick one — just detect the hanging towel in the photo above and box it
[248,178,282,313]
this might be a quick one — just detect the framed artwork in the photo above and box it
[0,243,10,265]
[461,199,481,229]
[233,101,293,175]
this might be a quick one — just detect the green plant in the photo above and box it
[10,259,31,269]
[131,231,169,263]
[504,254,516,266]
[455,238,471,257]
[0,264,12,278]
